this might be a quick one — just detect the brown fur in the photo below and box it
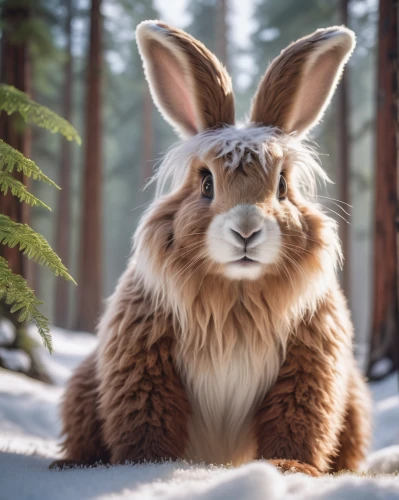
[60,352,110,464]
[330,367,372,472]
[58,22,370,476]
[96,273,191,464]
[255,288,370,473]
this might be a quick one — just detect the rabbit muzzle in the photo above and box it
[207,203,281,280]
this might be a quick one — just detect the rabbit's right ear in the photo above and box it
[136,20,235,138]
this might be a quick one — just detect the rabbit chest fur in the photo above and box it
[178,329,282,465]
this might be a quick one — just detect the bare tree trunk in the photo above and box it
[75,0,103,332]
[367,0,399,381]
[142,87,153,184]
[216,0,228,69]
[338,0,351,299]
[0,1,31,277]
[54,0,74,328]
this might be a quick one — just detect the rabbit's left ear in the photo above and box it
[250,27,355,137]
[136,20,235,138]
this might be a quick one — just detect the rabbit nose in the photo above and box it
[230,228,262,247]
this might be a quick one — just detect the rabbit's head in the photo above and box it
[134,21,354,303]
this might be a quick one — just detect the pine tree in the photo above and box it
[75,0,103,332]
[185,0,231,68]
[215,0,228,68]
[54,0,74,328]
[367,0,399,381]
[185,0,218,53]
[337,0,351,297]
[0,84,80,351]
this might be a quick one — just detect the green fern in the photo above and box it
[0,171,51,210]
[0,84,80,351]
[0,256,52,352]
[0,139,60,188]
[0,84,81,144]
[0,215,75,283]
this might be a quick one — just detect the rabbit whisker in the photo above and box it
[280,250,309,285]
[321,206,350,224]
[176,255,209,297]
[318,199,351,216]
[314,194,352,208]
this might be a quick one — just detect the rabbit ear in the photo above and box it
[250,27,355,137]
[136,20,235,138]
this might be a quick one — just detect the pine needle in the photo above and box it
[0,171,51,210]
[0,257,53,352]
[0,139,60,189]
[0,84,81,144]
[0,215,76,284]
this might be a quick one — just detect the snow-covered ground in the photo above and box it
[0,328,399,500]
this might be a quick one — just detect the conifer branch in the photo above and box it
[0,215,76,284]
[0,84,81,144]
[0,84,78,352]
[0,171,51,210]
[0,257,52,352]
[0,139,60,189]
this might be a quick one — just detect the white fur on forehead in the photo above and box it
[152,125,329,198]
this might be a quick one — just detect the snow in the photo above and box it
[0,328,399,500]
[0,318,15,346]
[0,347,31,372]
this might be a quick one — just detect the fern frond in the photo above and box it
[0,84,81,144]
[0,256,52,352]
[0,171,51,210]
[0,139,60,189]
[0,215,76,284]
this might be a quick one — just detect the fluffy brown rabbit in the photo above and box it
[58,21,371,476]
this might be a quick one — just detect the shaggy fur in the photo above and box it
[57,21,371,475]
[60,352,110,464]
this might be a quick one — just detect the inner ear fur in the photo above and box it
[250,26,355,137]
[136,20,235,138]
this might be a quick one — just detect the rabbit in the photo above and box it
[57,21,371,476]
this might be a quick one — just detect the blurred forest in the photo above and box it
[1,0,398,380]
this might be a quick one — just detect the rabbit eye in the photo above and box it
[201,173,214,199]
[277,174,288,200]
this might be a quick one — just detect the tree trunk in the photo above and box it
[0,1,31,278]
[216,0,228,69]
[75,0,103,332]
[142,87,153,184]
[337,0,351,299]
[367,0,399,381]
[54,0,74,328]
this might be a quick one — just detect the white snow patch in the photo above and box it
[0,318,15,346]
[0,347,31,372]
[0,327,398,499]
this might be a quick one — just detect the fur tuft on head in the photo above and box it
[150,125,329,200]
